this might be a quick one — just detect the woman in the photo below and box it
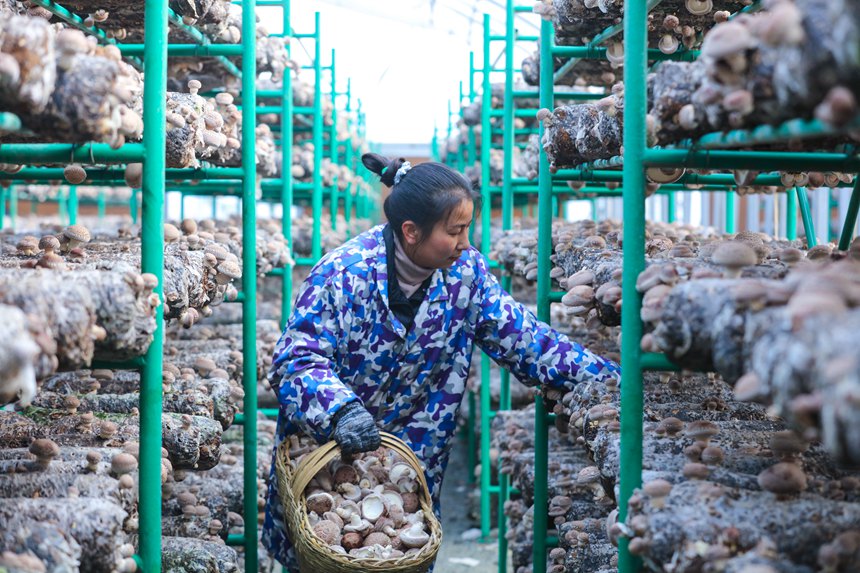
[263,153,620,569]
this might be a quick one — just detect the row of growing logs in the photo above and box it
[493,360,860,573]
[492,217,860,463]
[533,0,860,170]
[0,235,290,570]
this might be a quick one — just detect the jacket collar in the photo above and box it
[370,225,450,312]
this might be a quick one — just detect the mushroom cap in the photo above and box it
[712,241,757,268]
[63,224,91,243]
[778,247,803,264]
[701,21,753,59]
[37,252,66,270]
[187,79,202,91]
[685,420,719,442]
[140,273,158,290]
[63,164,87,185]
[124,163,143,188]
[341,532,363,550]
[56,29,89,53]
[38,235,61,252]
[99,421,118,438]
[29,438,60,459]
[217,260,242,279]
[311,519,341,546]
[770,431,807,458]
[643,479,672,498]
[399,523,430,548]
[204,244,229,261]
[757,462,807,495]
[682,462,710,480]
[306,492,334,515]
[401,492,420,513]
[577,466,602,484]
[86,450,102,465]
[362,531,391,547]
[16,235,38,250]
[215,92,234,106]
[111,452,139,475]
[164,224,181,242]
[177,492,197,507]
[700,446,725,465]
[180,218,198,235]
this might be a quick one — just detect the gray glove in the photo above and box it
[332,401,381,455]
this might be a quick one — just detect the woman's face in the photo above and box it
[402,198,474,269]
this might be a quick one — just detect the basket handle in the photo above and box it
[289,432,431,501]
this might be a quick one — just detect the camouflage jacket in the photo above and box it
[262,224,620,568]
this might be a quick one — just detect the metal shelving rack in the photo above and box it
[0,2,379,569]
[528,4,860,573]
[440,3,860,573]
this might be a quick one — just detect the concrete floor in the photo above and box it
[434,433,510,573]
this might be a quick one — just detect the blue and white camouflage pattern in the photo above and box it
[263,224,620,569]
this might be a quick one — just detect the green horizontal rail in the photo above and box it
[0,143,144,164]
[677,115,860,149]
[0,166,244,181]
[643,149,860,172]
[640,353,682,371]
[120,44,245,57]
[90,357,146,370]
[233,409,279,424]
[551,46,699,62]
[511,90,608,100]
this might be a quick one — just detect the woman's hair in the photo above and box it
[361,153,480,242]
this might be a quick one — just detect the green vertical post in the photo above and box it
[242,0,259,570]
[431,127,439,162]
[786,186,797,240]
[667,191,676,223]
[130,188,139,224]
[68,186,78,225]
[533,16,554,573]
[180,191,186,220]
[98,189,106,220]
[725,190,736,234]
[479,12,493,542]
[281,0,294,325]
[329,49,338,231]
[498,1,516,570]
[140,0,167,568]
[0,186,6,229]
[619,0,647,570]
[838,178,860,250]
[211,195,217,218]
[796,187,817,247]
[311,13,323,261]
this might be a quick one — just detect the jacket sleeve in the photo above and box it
[267,265,358,442]
[471,252,620,389]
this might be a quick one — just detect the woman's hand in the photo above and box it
[332,401,381,455]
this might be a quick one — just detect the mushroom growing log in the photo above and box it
[0,409,223,470]
[0,268,157,371]
[159,536,240,573]
[625,480,860,570]
[652,260,860,464]
[0,497,128,573]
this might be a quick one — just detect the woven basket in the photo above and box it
[275,431,442,573]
